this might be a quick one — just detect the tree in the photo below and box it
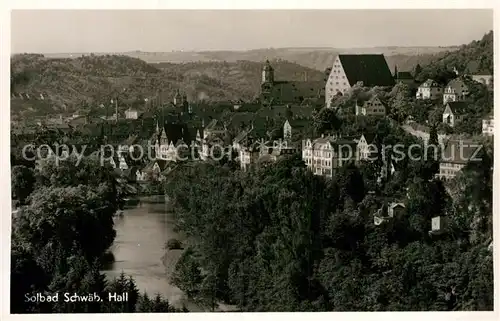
[388,83,412,122]
[336,163,365,203]
[11,165,35,204]
[413,63,422,78]
[406,178,449,236]
[171,249,203,298]
[105,273,140,312]
[312,108,342,136]
[15,184,117,262]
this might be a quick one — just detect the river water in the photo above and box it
[101,196,202,311]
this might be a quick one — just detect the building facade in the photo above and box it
[416,79,442,100]
[442,78,469,105]
[442,102,467,128]
[355,96,386,117]
[151,121,191,162]
[355,134,377,161]
[260,60,325,107]
[302,135,357,178]
[482,116,494,136]
[125,109,139,119]
[438,141,480,180]
[239,146,260,171]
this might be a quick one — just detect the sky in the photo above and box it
[11,9,493,53]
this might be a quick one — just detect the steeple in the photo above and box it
[393,65,398,79]
[173,89,182,106]
[262,59,274,84]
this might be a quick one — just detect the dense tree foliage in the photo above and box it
[11,165,36,205]
[10,153,183,313]
[10,55,324,118]
[416,31,493,84]
[164,121,493,311]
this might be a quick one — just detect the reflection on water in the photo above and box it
[101,198,195,309]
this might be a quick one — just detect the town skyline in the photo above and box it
[11,9,493,53]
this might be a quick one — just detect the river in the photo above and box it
[101,196,203,311]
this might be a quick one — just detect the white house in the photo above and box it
[155,129,179,161]
[302,135,357,178]
[355,96,386,117]
[125,108,139,120]
[374,202,405,226]
[472,74,493,89]
[117,154,128,170]
[355,134,377,161]
[443,78,469,105]
[442,102,467,127]
[135,169,147,182]
[482,116,494,136]
[416,79,442,100]
[429,216,448,235]
[283,120,292,140]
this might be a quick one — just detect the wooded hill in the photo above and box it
[415,31,493,83]
[10,55,322,118]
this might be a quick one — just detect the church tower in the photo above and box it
[173,89,183,107]
[261,60,274,84]
[261,60,275,107]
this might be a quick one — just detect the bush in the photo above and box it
[166,238,183,250]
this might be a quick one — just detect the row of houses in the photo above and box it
[417,73,493,103]
[88,106,484,184]
[320,56,493,134]
[414,72,493,133]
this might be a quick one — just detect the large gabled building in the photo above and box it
[325,54,395,108]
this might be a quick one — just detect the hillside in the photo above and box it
[415,31,493,83]
[10,54,323,118]
[43,46,457,72]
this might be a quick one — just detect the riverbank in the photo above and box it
[161,248,183,281]
[107,195,236,312]
[161,243,238,312]
[160,248,198,310]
